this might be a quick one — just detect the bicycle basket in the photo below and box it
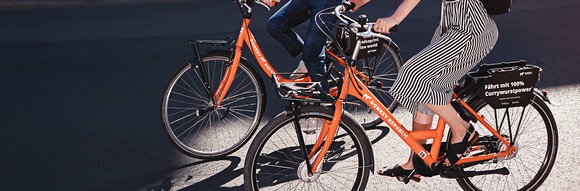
[468,60,541,109]
[336,24,384,59]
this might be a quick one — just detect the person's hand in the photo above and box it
[348,0,371,12]
[373,16,399,34]
[260,0,280,7]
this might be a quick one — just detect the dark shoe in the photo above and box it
[378,164,421,182]
[438,124,479,170]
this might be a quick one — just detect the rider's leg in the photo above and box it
[399,112,432,170]
[301,0,342,91]
[265,0,310,57]
[378,111,431,179]
[423,103,474,166]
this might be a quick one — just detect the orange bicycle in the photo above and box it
[161,0,402,159]
[244,3,558,190]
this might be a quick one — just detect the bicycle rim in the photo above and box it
[161,54,264,159]
[344,42,402,128]
[457,95,558,191]
[245,106,371,191]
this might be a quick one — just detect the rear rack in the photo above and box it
[273,73,335,103]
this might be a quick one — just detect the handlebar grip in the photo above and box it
[370,25,399,33]
[272,1,278,7]
[343,2,356,12]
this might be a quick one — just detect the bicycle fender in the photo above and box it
[383,38,400,52]
[533,88,556,106]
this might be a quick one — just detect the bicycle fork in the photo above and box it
[286,99,344,176]
[189,39,235,109]
[287,103,316,175]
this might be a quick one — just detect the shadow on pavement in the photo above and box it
[102,156,244,191]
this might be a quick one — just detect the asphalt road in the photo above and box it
[1,0,579,190]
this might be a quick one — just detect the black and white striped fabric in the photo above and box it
[389,0,498,117]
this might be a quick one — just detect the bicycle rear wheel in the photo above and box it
[457,95,558,190]
[244,106,372,191]
[161,52,265,159]
[344,42,402,128]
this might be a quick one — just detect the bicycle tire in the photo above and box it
[456,95,558,191]
[244,105,373,191]
[161,52,266,159]
[344,42,403,128]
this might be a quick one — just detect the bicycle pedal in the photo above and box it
[400,169,417,184]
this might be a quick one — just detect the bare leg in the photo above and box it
[379,111,432,178]
[423,103,473,166]
[400,112,432,170]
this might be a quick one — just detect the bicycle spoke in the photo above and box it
[256,168,294,183]
[228,109,254,121]
[221,93,258,106]
[165,106,200,119]
[171,88,209,104]
[257,163,295,170]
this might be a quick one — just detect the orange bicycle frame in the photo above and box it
[212,17,354,107]
[212,18,318,107]
[307,54,516,173]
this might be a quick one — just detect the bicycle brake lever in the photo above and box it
[253,0,271,11]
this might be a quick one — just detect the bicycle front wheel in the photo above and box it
[344,42,403,128]
[457,95,558,191]
[161,52,265,159]
[244,106,372,191]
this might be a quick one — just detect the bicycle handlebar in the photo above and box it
[252,0,274,11]
[371,25,398,33]
[334,2,398,37]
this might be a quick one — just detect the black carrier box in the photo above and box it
[336,27,384,59]
[468,60,541,109]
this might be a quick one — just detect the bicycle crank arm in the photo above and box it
[440,167,509,178]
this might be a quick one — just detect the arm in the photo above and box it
[373,0,420,34]
[260,0,280,7]
[348,0,371,12]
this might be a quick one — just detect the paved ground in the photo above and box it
[1,0,579,190]
[135,83,580,190]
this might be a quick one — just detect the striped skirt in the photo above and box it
[389,0,498,117]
